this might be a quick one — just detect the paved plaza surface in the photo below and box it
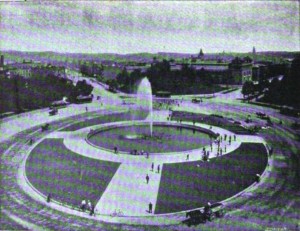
[1,83,300,230]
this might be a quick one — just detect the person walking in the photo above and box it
[157,165,160,174]
[90,204,95,216]
[234,135,236,141]
[47,193,51,203]
[149,202,153,213]
[151,162,154,172]
[81,199,86,211]
[146,174,150,184]
[186,154,189,160]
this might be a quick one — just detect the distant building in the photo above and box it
[8,61,36,78]
[31,64,66,78]
[7,62,66,79]
[228,57,252,84]
[252,64,267,82]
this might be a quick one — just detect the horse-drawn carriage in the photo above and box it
[183,202,224,227]
[41,123,50,132]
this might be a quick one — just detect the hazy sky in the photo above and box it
[1,1,299,54]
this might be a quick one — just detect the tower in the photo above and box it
[252,47,256,64]
[0,55,4,67]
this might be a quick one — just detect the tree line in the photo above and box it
[115,59,223,94]
[0,71,93,114]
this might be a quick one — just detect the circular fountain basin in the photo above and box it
[87,122,214,154]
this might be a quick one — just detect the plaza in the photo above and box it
[1,1,299,230]
[1,79,299,230]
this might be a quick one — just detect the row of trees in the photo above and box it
[0,72,93,113]
[116,60,223,94]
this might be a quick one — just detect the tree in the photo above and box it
[242,81,255,98]
[107,79,118,92]
[75,80,93,96]
[198,48,204,58]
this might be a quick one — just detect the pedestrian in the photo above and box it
[210,143,213,152]
[157,165,160,174]
[186,154,189,160]
[85,106,88,112]
[220,148,223,156]
[114,146,118,154]
[88,200,92,210]
[90,204,95,216]
[81,199,86,211]
[151,162,154,171]
[146,152,149,159]
[224,134,227,141]
[149,202,153,213]
[234,135,236,141]
[146,174,150,184]
[47,193,51,203]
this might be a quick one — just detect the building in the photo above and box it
[252,64,267,82]
[228,57,252,84]
[31,64,66,78]
[8,61,36,78]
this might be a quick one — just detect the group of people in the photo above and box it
[202,147,210,161]
[146,163,161,213]
[202,133,238,160]
[129,149,149,158]
[80,199,95,216]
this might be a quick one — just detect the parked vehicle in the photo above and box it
[49,108,58,116]
[182,202,224,227]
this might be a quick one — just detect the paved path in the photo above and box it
[96,162,162,216]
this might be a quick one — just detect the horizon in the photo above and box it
[2,49,300,56]
[1,1,299,54]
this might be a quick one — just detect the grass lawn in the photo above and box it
[88,124,211,153]
[155,143,268,214]
[26,138,120,208]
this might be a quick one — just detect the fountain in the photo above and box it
[135,77,153,137]
[87,76,214,154]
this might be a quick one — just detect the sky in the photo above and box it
[0,1,299,54]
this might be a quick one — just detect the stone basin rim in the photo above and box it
[86,120,217,155]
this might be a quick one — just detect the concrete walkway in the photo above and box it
[95,162,162,216]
